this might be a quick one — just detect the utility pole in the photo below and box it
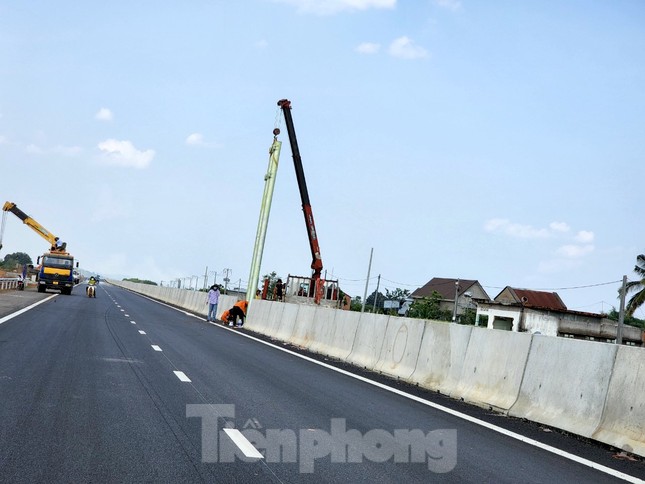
[203,266,208,290]
[247,132,282,302]
[361,248,373,313]
[223,268,231,293]
[452,279,460,323]
[372,274,381,313]
[617,275,627,345]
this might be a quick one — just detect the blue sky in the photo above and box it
[1,0,643,317]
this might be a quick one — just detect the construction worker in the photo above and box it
[220,300,248,327]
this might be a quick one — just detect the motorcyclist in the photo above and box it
[87,276,97,297]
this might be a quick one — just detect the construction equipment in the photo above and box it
[277,99,324,300]
[1,201,76,295]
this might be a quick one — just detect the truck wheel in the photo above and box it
[37,285,45,293]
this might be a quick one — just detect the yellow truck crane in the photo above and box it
[1,201,77,295]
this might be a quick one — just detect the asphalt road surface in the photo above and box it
[1,284,644,483]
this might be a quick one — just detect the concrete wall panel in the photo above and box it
[346,313,390,370]
[374,317,426,381]
[509,335,617,438]
[593,345,645,457]
[456,328,532,411]
[411,322,472,396]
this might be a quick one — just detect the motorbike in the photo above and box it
[86,285,96,298]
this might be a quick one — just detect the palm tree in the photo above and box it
[624,254,645,317]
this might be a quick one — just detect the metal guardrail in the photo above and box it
[0,277,21,290]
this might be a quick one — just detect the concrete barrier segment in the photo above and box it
[509,335,617,439]
[274,302,300,342]
[593,345,645,457]
[455,328,532,411]
[345,313,390,371]
[289,304,319,349]
[374,317,426,382]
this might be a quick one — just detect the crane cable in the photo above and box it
[0,210,7,252]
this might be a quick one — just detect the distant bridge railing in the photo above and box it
[0,277,20,290]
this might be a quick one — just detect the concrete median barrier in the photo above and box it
[509,335,617,439]
[456,328,532,411]
[411,322,472,396]
[290,304,319,349]
[274,302,300,342]
[346,313,390,371]
[374,317,426,381]
[593,345,645,457]
[309,308,360,361]
[246,299,273,333]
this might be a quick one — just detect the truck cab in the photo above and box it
[37,252,76,295]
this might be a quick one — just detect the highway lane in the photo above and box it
[0,284,644,483]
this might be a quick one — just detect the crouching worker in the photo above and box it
[220,300,249,328]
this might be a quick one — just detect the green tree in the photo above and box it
[623,254,645,317]
[122,278,158,286]
[350,296,363,312]
[1,251,32,269]
[365,290,386,312]
[606,308,645,329]
[459,308,477,325]
[408,291,451,321]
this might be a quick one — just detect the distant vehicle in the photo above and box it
[73,271,80,284]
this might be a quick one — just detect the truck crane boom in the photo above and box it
[277,99,323,282]
[2,201,63,251]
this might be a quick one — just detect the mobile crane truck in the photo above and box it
[1,201,77,295]
[277,99,326,303]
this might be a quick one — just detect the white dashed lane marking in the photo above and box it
[151,345,162,352]
[173,371,191,382]
[224,429,264,459]
[138,330,146,335]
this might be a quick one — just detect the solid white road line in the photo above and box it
[173,371,191,382]
[0,294,58,325]
[223,429,264,459]
[138,330,146,335]
[151,345,162,352]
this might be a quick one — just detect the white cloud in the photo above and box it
[274,0,396,15]
[388,36,428,60]
[575,230,594,243]
[435,0,461,11]
[549,221,570,233]
[97,139,154,169]
[26,144,44,154]
[484,218,550,239]
[556,244,595,258]
[95,108,114,121]
[0,135,7,145]
[355,42,381,54]
[185,133,221,149]
[186,133,204,146]
[255,39,269,49]
[26,143,82,156]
